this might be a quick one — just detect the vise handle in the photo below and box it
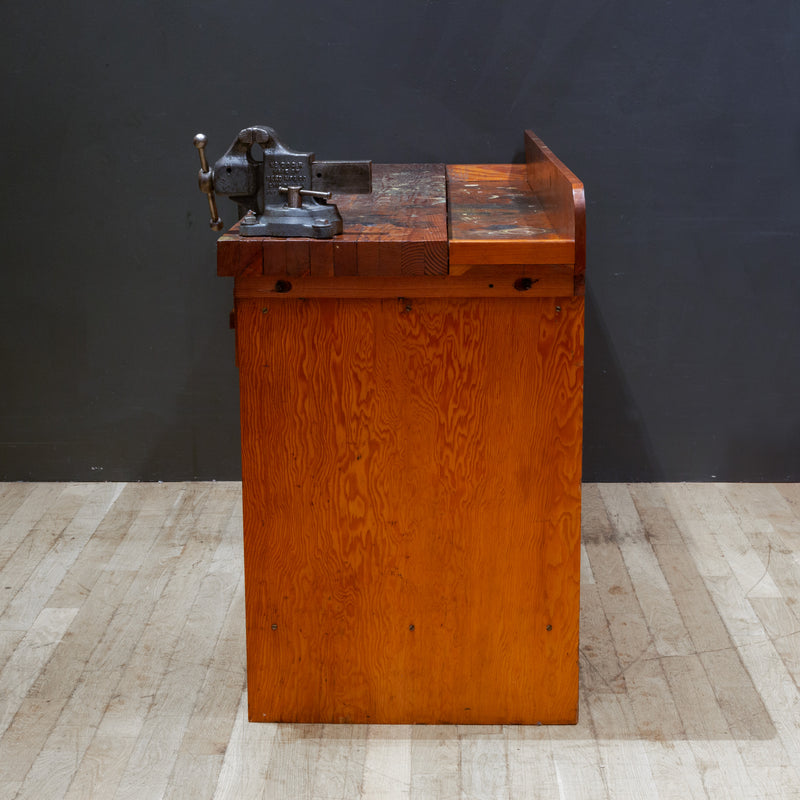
[193,134,223,231]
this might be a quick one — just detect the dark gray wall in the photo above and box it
[1,1,798,481]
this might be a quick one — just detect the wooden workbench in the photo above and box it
[219,130,585,724]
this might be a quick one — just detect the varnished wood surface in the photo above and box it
[447,164,576,269]
[524,130,586,294]
[2,482,800,798]
[218,139,585,296]
[237,296,584,724]
[232,265,575,300]
[217,165,449,278]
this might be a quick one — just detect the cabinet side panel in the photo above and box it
[237,296,582,724]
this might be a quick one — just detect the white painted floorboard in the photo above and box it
[0,482,799,799]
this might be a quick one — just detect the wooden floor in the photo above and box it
[1,483,799,799]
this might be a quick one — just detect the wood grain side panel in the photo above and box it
[237,296,583,724]
[524,131,586,293]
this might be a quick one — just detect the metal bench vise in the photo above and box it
[193,125,372,238]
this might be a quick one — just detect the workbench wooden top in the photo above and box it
[217,131,585,296]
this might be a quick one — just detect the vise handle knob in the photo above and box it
[193,133,224,232]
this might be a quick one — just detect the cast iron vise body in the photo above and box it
[194,125,372,238]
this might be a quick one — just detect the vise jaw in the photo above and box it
[193,126,371,239]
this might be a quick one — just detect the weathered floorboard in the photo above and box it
[0,481,798,800]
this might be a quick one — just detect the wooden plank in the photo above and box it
[731,636,800,795]
[409,727,460,798]
[308,240,334,278]
[218,165,449,279]
[216,231,263,277]
[2,483,123,630]
[346,164,448,277]
[745,527,800,625]
[775,482,800,517]
[0,485,174,781]
[458,726,509,799]
[661,484,800,791]
[628,485,739,653]
[449,237,574,266]
[355,239,380,275]
[0,484,65,572]
[0,483,38,527]
[262,239,287,277]
[0,484,94,620]
[0,607,78,737]
[418,242,448,276]
[164,574,246,800]
[210,692,278,800]
[361,724,412,798]
[525,130,586,294]
[285,240,309,278]
[447,163,575,269]
[581,486,655,673]
[42,484,215,798]
[448,260,573,281]
[661,654,755,798]
[446,164,555,240]
[376,241,403,276]
[45,484,152,610]
[580,543,596,585]
[113,574,238,799]
[4,482,800,797]
[505,725,558,800]
[598,484,694,657]
[580,581,627,696]
[84,486,234,800]
[217,153,581,281]
[548,691,609,800]
[309,725,368,798]
[332,240,358,276]
[335,164,446,239]
[720,482,796,529]
[237,295,583,723]
[11,485,190,795]
[585,689,658,799]
[683,483,782,598]
[0,630,24,674]
[234,269,575,300]
[261,725,323,798]
[589,486,710,798]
